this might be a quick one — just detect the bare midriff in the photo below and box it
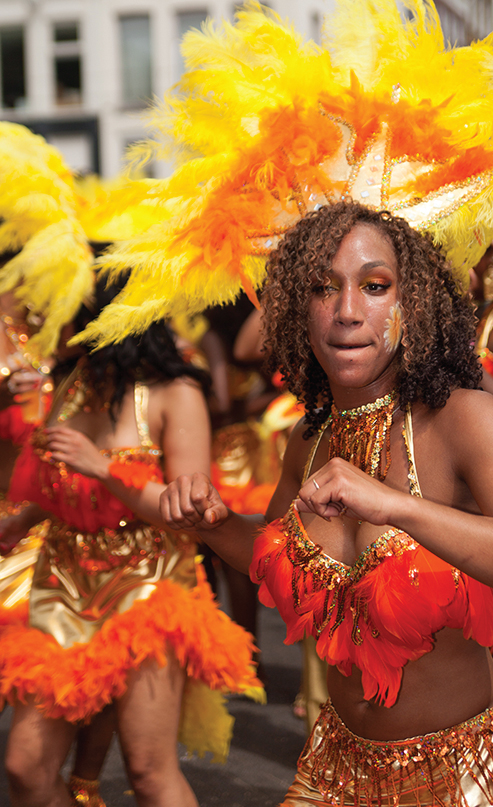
[327,627,493,740]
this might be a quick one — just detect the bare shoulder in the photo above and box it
[148,376,205,412]
[427,388,493,463]
[432,388,493,431]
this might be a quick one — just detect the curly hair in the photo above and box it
[262,200,481,436]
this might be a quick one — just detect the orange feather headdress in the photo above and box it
[77,0,493,347]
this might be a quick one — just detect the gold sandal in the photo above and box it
[68,775,106,807]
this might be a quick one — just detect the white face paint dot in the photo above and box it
[361,190,370,198]
[374,154,382,161]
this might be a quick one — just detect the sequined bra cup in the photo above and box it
[8,381,163,534]
[250,406,493,708]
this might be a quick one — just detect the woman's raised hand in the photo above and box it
[295,457,401,526]
[45,427,109,479]
[159,473,229,532]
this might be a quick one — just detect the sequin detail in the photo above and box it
[282,504,417,638]
[282,700,493,806]
[326,391,397,481]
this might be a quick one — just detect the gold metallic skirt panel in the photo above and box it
[0,496,46,610]
[281,700,493,806]
[30,519,197,648]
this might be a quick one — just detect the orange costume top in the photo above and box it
[250,406,493,708]
[0,377,262,762]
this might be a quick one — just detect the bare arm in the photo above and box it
[46,379,211,528]
[233,309,265,363]
[159,417,313,574]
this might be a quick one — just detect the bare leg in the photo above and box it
[117,655,198,807]
[221,562,258,637]
[221,562,266,679]
[6,699,76,807]
[68,704,116,805]
[72,703,116,779]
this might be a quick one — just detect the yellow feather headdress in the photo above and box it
[79,0,493,347]
[75,174,169,244]
[0,122,94,356]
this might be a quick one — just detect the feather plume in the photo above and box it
[75,0,493,346]
[0,122,93,355]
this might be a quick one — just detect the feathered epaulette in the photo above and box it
[0,122,94,356]
[77,0,493,348]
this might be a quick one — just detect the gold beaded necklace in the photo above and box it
[328,391,397,481]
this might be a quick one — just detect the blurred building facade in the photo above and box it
[0,0,490,177]
[0,0,331,177]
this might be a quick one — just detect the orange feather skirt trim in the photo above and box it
[0,564,262,723]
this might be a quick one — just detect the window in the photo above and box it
[53,21,82,105]
[0,27,25,109]
[231,3,271,20]
[54,23,79,43]
[310,12,322,46]
[120,16,152,107]
[174,11,208,79]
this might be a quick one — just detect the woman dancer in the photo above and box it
[160,199,493,804]
[0,282,261,807]
[0,300,115,807]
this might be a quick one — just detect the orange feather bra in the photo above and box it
[250,408,493,708]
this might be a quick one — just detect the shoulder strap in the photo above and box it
[402,403,422,498]
[134,382,153,448]
[45,365,81,425]
[301,417,331,484]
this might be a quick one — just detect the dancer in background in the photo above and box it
[199,295,278,672]
[0,297,123,807]
[0,120,221,807]
[0,277,262,807]
[0,285,117,807]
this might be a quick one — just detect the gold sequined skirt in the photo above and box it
[0,496,46,611]
[0,518,262,762]
[281,700,493,806]
[29,518,197,647]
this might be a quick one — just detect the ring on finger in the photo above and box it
[313,479,320,491]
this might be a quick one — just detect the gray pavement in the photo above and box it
[0,602,306,806]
